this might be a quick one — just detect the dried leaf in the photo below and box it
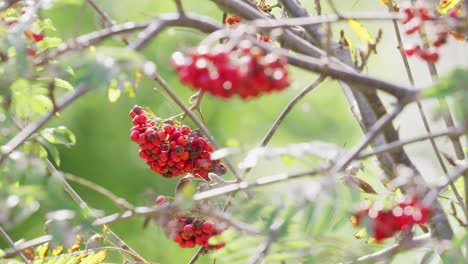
[343,175,377,194]
[22,247,35,261]
[379,0,399,11]
[437,0,462,14]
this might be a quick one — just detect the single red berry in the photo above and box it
[32,33,44,42]
[404,45,420,56]
[258,35,269,42]
[156,195,167,205]
[202,221,214,233]
[418,50,439,63]
[26,48,36,57]
[130,131,140,142]
[133,114,147,125]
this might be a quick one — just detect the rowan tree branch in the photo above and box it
[0,225,30,263]
[350,233,432,263]
[358,125,467,160]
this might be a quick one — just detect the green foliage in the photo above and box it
[423,68,468,120]
[40,126,76,147]
[10,79,53,118]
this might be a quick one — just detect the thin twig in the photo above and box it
[86,0,114,27]
[250,12,403,28]
[193,167,326,201]
[92,204,262,236]
[386,1,467,218]
[357,126,467,159]
[0,225,30,263]
[417,26,468,224]
[331,103,406,175]
[1,235,53,259]
[63,173,135,211]
[174,0,185,16]
[47,160,148,263]
[349,233,432,263]
[247,229,277,264]
[260,75,325,150]
[35,13,221,66]
[0,0,20,13]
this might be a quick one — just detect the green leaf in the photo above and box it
[107,79,121,103]
[54,78,74,91]
[34,18,56,31]
[37,137,61,166]
[10,79,53,118]
[40,126,76,147]
[66,67,75,77]
[37,37,63,52]
[423,68,468,98]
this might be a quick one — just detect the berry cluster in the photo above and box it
[225,15,240,25]
[156,196,226,250]
[129,105,226,180]
[1,6,44,57]
[352,195,431,242]
[171,40,290,100]
[402,1,464,63]
[225,3,273,42]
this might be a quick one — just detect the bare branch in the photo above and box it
[92,204,263,236]
[331,103,407,175]
[0,225,30,263]
[63,173,135,211]
[86,0,115,27]
[260,75,325,149]
[193,167,326,201]
[36,13,221,66]
[0,0,20,13]
[350,233,432,263]
[358,126,467,160]
[1,235,52,259]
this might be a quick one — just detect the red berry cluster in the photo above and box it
[129,105,226,180]
[402,2,464,63]
[225,3,273,42]
[1,6,44,57]
[171,40,289,100]
[353,196,431,242]
[156,196,226,250]
[225,15,240,25]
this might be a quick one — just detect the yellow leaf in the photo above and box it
[379,0,399,11]
[107,79,121,103]
[354,228,368,239]
[36,243,50,259]
[348,20,374,46]
[79,250,108,264]
[51,245,64,256]
[437,0,462,14]
[449,30,466,41]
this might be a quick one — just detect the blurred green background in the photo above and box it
[2,0,467,263]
